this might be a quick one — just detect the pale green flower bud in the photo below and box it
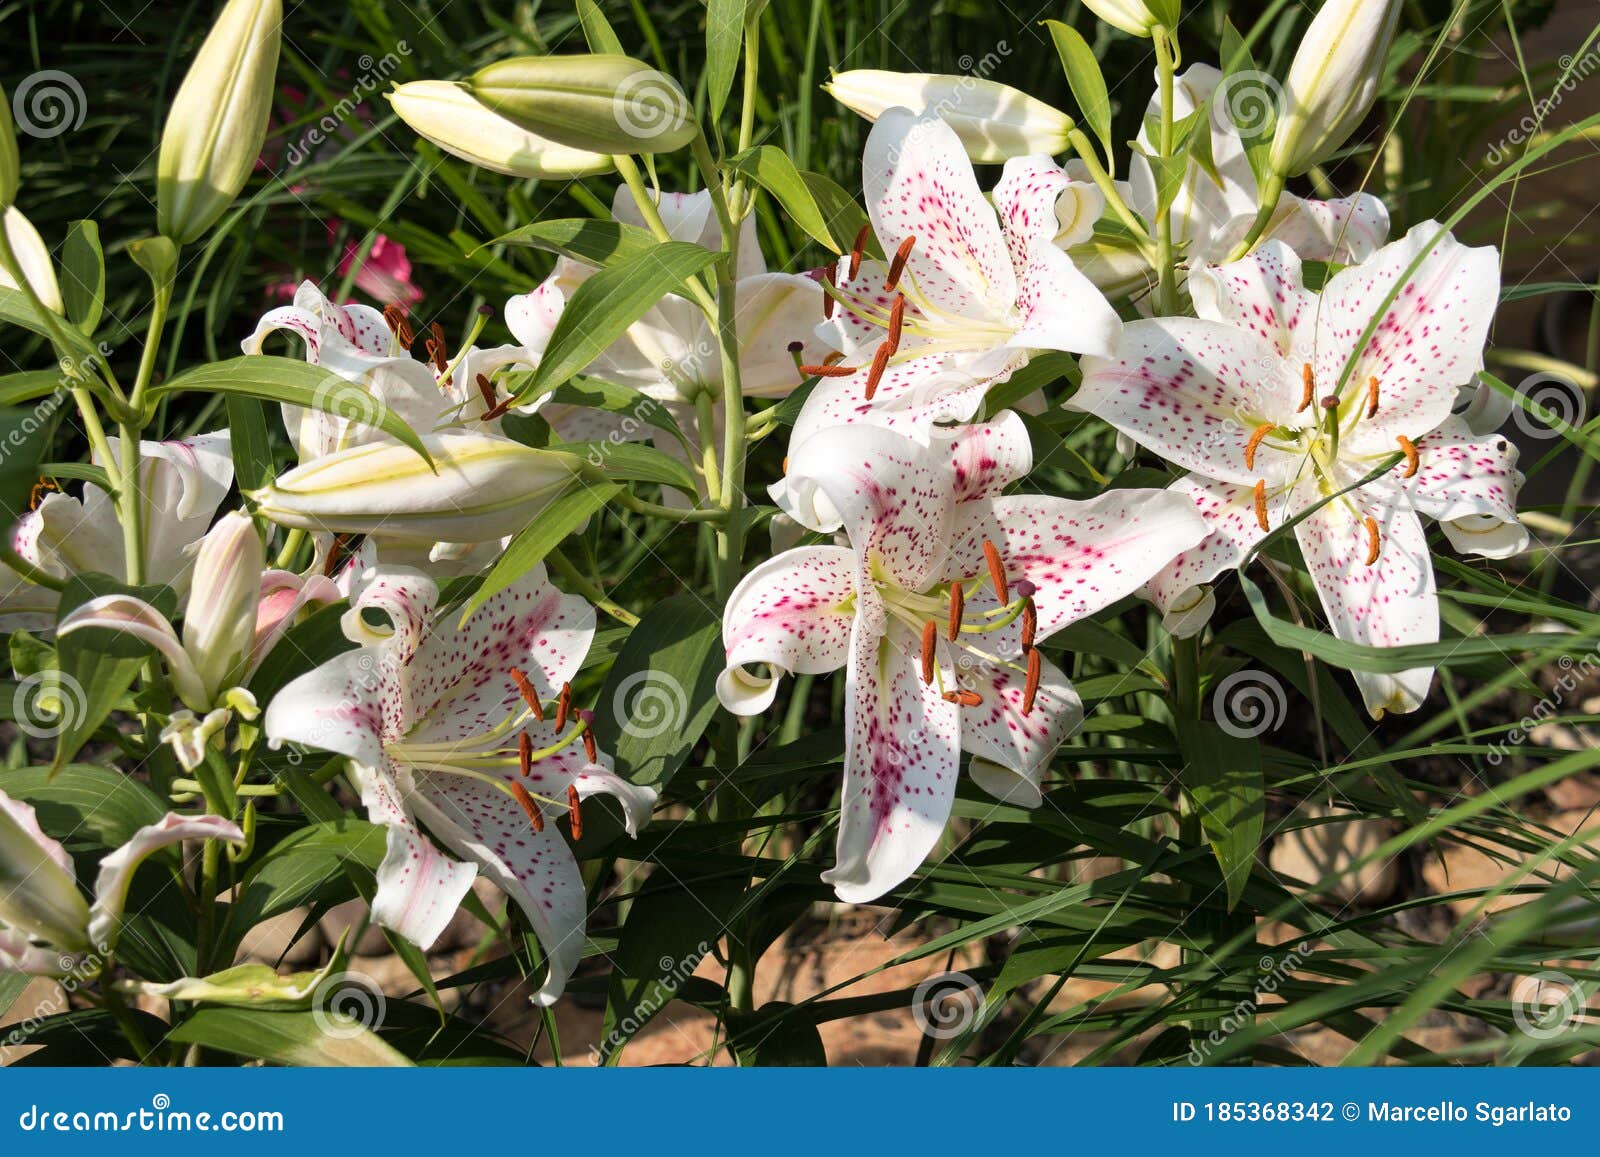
[388,80,614,179]
[0,206,63,313]
[825,70,1073,162]
[250,432,586,542]
[157,0,283,244]
[470,55,696,155]
[182,512,263,701]
[1269,0,1401,178]
[1081,0,1179,38]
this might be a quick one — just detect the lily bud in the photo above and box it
[157,0,282,244]
[1080,0,1179,38]
[0,793,90,956]
[0,206,63,313]
[1269,0,1401,178]
[250,432,585,542]
[183,512,264,700]
[824,70,1073,162]
[388,81,615,179]
[470,55,696,155]
[0,83,19,208]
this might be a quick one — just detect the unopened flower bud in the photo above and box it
[1269,0,1401,178]
[387,80,614,179]
[825,70,1073,162]
[470,55,696,155]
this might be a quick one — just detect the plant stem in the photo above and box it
[1065,129,1151,249]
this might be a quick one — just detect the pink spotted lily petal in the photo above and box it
[717,546,858,716]
[956,648,1082,803]
[1396,417,1529,559]
[823,615,963,904]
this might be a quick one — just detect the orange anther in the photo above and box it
[566,784,583,840]
[1253,480,1270,533]
[1244,422,1275,472]
[1023,648,1041,716]
[1362,516,1381,566]
[1298,363,1314,412]
[947,583,964,641]
[1365,375,1380,419]
[920,620,937,685]
[510,669,546,720]
[510,780,543,832]
[1396,435,1419,478]
[983,540,1009,604]
[554,682,572,732]
[886,236,916,291]
[864,342,892,401]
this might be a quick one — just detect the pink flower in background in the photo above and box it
[336,230,423,307]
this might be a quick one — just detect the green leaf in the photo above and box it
[730,146,865,255]
[513,242,719,405]
[543,376,689,446]
[168,1008,412,1067]
[575,0,626,53]
[50,575,177,771]
[461,481,621,620]
[0,370,66,407]
[729,1002,827,1065]
[152,356,431,463]
[1174,717,1264,910]
[230,820,386,931]
[59,220,104,334]
[568,440,698,495]
[0,762,168,850]
[486,217,660,266]
[593,593,721,788]
[226,394,276,493]
[1045,21,1112,173]
[706,0,749,122]
[0,406,52,526]
[599,862,747,1063]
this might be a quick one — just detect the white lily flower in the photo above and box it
[0,432,234,632]
[1081,0,1177,38]
[792,108,1119,449]
[824,71,1074,162]
[718,414,1205,901]
[0,790,242,973]
[1270,0,1402,178]
[57,511,338,712]
[263,564,657,1004]
[1074,227,1527,717]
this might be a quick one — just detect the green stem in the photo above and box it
[610,152,719,317]
[548,550,640,627]
[1066,129,1151,249]
[100,978,155,1065]
[614,487,729,524]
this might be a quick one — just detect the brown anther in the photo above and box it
[920,620,937,685]
[1021,598,1037,651]
[864,342,891,400]
[554,682,572,732]
[781,457,789,473]
[322,533,351,578]
[1365,375,1380,419]
[518,731,533,778]
[1244,422,1275,472]
[1396,435,1419,478]
[947,583,965,641]
[1298,363,1314,412]
[1362,516,1380,566]
[848,224,870,280]
[942,689,982,707]
[886,294,906,356]
[427,322,449,372]
[822,350,846,366]
[510,668,546,720]
[27,478,56,510]
[566,784,584,840]
[1023,648,1041,716]
[886,236,916,291]
[582,727,598,763]
[821,266,836,320]
[798,362,856,378]
[982,540,1009,604]
[382,304,414,347]
[475,373,510,420]
[1253,479,1270,533]
[509,780,543,832]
